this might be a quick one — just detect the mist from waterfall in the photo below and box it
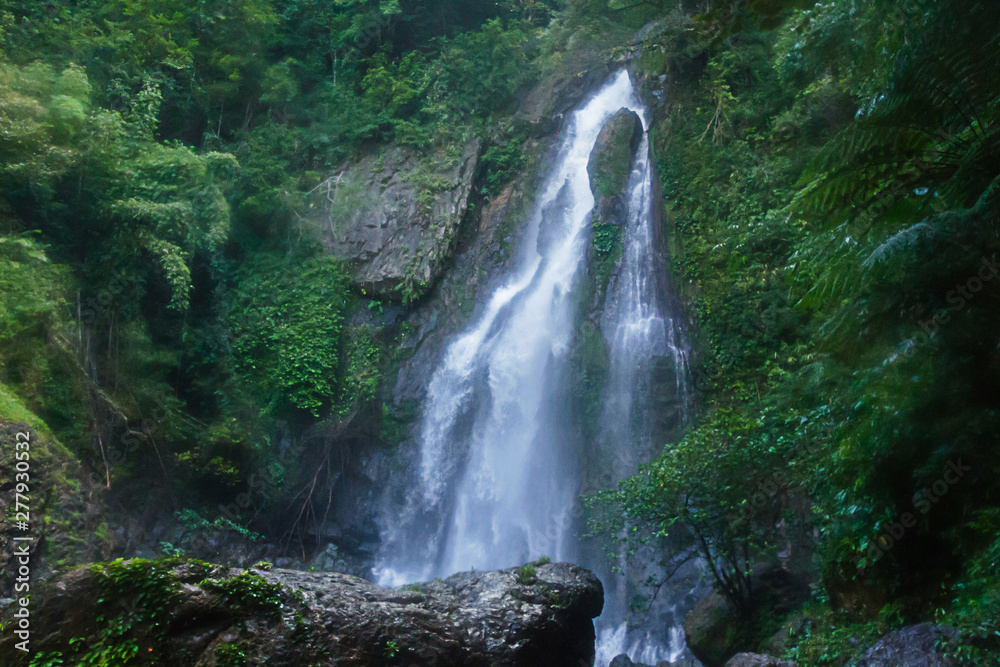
[375,70,693,665]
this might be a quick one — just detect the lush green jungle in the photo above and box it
[0,0,998,665]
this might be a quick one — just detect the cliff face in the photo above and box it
[0,558,603,667]
[309,139,481,302]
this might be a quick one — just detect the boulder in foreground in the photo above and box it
[0,557,603,666]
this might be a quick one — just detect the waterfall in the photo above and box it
[376,70,693,665]
[591,87,693,667]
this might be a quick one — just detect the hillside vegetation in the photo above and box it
[0,0,998,664]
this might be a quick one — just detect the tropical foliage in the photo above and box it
[0,0,555,541]
[1,0,998,662]
[591,0,1000,662]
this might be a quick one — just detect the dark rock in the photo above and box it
[516,53,610,137]
[587,108,643,226]
[0,558,604,666]
[611,655,653,667]
[853,623,959,666]
[684,590,746,667]
[823,569,887,615]
[763,612,808,657]
[310,139,480,300]
[726,653,797,667]
[684,565,810,666]
[610,655,640,667]
[753,564,810,616]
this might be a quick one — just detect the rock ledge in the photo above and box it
[0,557,603,666]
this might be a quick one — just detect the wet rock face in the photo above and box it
[311,138,480,301]
[516,55,610,138]
[278,562,605,667]
[855,623,959,667]
[587,108,643,226]
[0,558,603,667]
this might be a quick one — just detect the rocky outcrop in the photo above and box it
[726,654,797,667]
[587,108,643,226]
[311,138,480,300]
[517,52,610,137]
[853,623,959,666]
[0,557,604,666]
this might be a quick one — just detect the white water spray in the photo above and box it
[591,82,693,667]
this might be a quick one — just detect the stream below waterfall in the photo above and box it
[376,70,696,666]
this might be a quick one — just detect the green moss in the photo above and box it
[401,583,427,593]
[589,112,640,200]
[0,389,106,574]
[477,133,527,199]
[636,46,670,79]
[204,570,284,616]
[489,140,544,261]
[338,325,385,416]
[379,399,420,451]
[0,382,59,448]
[215,642,250,667]
[781,602,897,666]
[591,223,623,287]
[16,559,294,665]
[78,558,186,662]
[565,315,612,490]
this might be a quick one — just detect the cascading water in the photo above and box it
[376,70,694,665]
[591,99,693,667]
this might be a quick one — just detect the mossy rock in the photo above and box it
[684,590,749,667]
[588,108,643,203]
[0,557,605,666]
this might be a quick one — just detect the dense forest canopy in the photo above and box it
[0,0,998,664]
